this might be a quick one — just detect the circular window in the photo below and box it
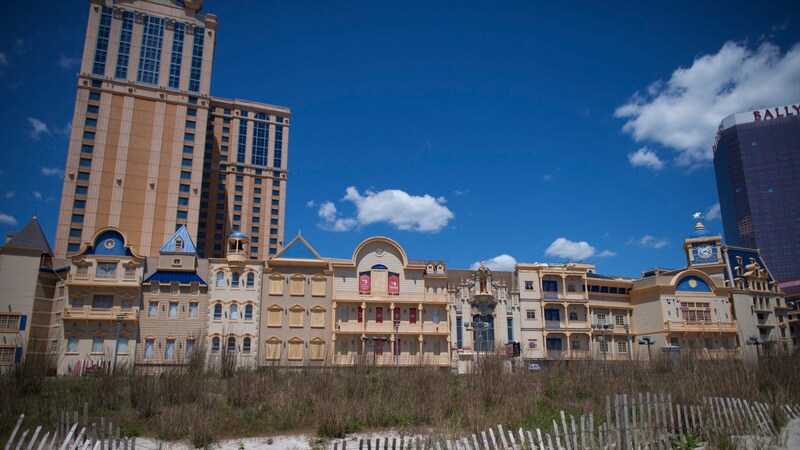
[375,248,384,257]
[104,239,116,249]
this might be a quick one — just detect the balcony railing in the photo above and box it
[62,306,140,322]
[664,320,738,333]
[334,321,449,334]
[543,291,560,300]
[545,320,561,329]
[334,290,448,303]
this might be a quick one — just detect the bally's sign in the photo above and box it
[752,104,800,120]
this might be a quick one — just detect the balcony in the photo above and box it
[544,321,590,331]
[334,290,448,304]
[62,306,140,322]
[335,321,449,335]
[664,320,738,333]
[69,273,141,285]
[332,353,450,367]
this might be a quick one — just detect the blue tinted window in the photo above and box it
[92,7,113,76]
[137,16,165,84]
[184,133,194,141]
[183,145,193,154]
[75,185,88,195]
[77,172,90,181]
[69,229,82,238]
[87,105,99,114]
[72,214,84,224]
[185,120,196,129]
[273,126,284,168]
[178,197,189,206]
[176,210,188,219]
[88,92,101,101]
[180,171,191,179]
[84,131,95,140]
[85,118,97,127]
[79,158,92,167]
[189,27,204,92]
[182,158,192,167]
[251,122,268,166]
[179,184,190,192]
[73,200,86,209]
[187,108,197,117]
[67,243,80,253]
[237,119,248,163]
[114,11,134,79]
[81,145,93,153]
[168,22,185,89]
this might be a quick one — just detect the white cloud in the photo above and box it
[58,55,80,69]
[453,190,468,196]
[32,191,43,201]
[705,203,721,221]
[0,213,18,226]
[4,191,14,199]
[28,117,50,140]
[55,121,72,136]
[41,167,64,177]
[627,147,664,170]
[545,237,614,260]
[615,41,800,167]
[541,174,554,182]
[317,201,358,232]
[469,254,517,271]
[306,200,316,208]
[0,51,8,67]
[630,235,669,249]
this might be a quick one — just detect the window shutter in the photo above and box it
[291,277,304,296]
[311,278,325,296]
[15,347,23,363]
[19,315,27,331]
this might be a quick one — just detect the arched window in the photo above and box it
[227,336,236,353]
[243,337,252,354]
[231,272,240,288]
[246,272,255,288]
[216,272,224,287]
[230,304,239,320]
[213,304,222,320]
[211,337,220,353]
[244,304,253,321]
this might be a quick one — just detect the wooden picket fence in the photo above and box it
[331,392,800,450]
[4,405,135,450]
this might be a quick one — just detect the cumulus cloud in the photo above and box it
[630,235,669,249]
[317,201,358,232]
[58,55,80,69]
[705,203,721,221]
[469,254,517,271]
[0,213,18,226]
[615,41,800,167]
[545,237,614,260]
[628,147,664,170]
[28,117,49,140]
[41,167,64,177]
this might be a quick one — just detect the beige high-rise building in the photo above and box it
[55,0,290,260]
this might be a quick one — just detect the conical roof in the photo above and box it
[3,217,53,256]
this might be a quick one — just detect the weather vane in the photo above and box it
[692,212,703,221]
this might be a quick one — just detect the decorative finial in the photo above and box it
[297,229,302,236]
[692,212,702,221]
[33,206,38,218]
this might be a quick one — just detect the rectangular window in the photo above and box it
[189,26,204,92]
[433,309,440,324]
[289,308,303,327]
[88,92,101,101]
[92,295,113,309]
[237,118,249,163]
[67,336,78,353]
[291,277,304,295]
[137,15,164,84]
[87,105,99,115]
[617,341,628,353]
[288,340,302,360]
[165,339,175,360]
[269,277,283,295]
[117,336,129,353]
[0,314,21,331]
[96,262,116,278]
[273,125,284,168]
[615,315,626,326]
[169,302,178,318]
[189,303,198,318]
[114,11,134,79]
[83,131,95,141]
[168,22,185,88]
[524,280,534,290]
[85,118,97,128]
[507,317,514,341]
[528,339,537,349]
[92,336,104,353]
[543,280,558,292]
[526,309,536,320]
[456,317,463,349]
[92,6,113,76]
[311,308,325,328]
[79,158,92,167]
[181,171,191,179]
[176,210,188,219]
[311,278,325,296]
[148,302,158,318]
[251,121,269,166]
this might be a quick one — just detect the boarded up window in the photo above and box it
[288,339,303,360]
[310,306,325,328]
[289,306,304,327]
[269,275,283,295]
[291,276,304,296]
[311,277,326,296]
[265,338,281,360]
[267,306,282,327]
[372,269,388,294]
[309,339,325,360]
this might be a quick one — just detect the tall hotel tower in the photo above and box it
[713,103,800,296]
[55,0,290,260]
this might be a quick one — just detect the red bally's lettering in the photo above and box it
[753,111,761,120]
[755,104,799,121]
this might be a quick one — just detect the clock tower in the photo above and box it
[683,213,723,266]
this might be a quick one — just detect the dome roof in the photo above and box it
[690,221,713,238]
[229,231,249,240]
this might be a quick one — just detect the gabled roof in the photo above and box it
[273,233,323,260]
[159,225,197,254]
[3,217,53,256]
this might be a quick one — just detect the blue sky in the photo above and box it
[1,1,799,277]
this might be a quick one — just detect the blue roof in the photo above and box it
[160,225,197,254]
[724,247,774,282]
[143,270,207,285]
[273,233,323,260]
[89,230,131,256]
[229,231,249,239]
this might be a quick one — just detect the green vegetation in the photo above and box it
[2,352,799,445]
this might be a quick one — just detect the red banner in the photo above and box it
[376,307,383,323]
[388,273,400,294]
[359,272,371,294]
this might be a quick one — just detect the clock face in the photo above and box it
[696,245,714,260]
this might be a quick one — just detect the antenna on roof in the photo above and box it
[33,206,38,218]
